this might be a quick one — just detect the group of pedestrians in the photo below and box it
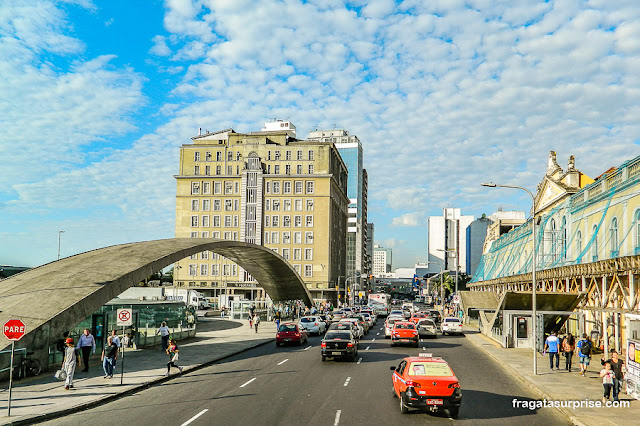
[543,330,626,403]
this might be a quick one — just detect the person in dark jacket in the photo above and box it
[601,350,625,401]
[101,336,118,378]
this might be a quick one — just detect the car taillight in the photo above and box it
[448,382,460,389]
[405,381,421,388]
[347,343,353,347]
[321,342,326,348]
[295,333,300,337]
[314,323,318,326]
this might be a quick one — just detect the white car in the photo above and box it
[389,310,404,318]
[339,318,364,339]
[441,317,464,335]
[299,316,326,335]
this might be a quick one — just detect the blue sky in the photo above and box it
[2,0,640,268]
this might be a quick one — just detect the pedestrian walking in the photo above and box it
[254,313,260,333]
[156,321,170,351]
[577,333,592,376]
[562,333,575,372]
[62,338,77,390]
[220,306,226,319]
[76,328,96,372]
[601,350,625,401]
[600,361,616,403]
[165,338,183,376]
[110,329,121,348]
[101,336,118,379]
[544,331,560,371]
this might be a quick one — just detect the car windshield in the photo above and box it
[445,319,461,323]
[395,323,415,329]
[407,362,453,377]
[418,320,435,326]
[278,324,297,332]
[330,324,350,330]
[325,332,350,340]
[301,318,315,323]
[386,319,397,324]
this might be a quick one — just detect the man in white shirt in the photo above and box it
[156,322,170,351]
[110,330,121,348]
[76,329,96,372]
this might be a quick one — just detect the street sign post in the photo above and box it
[116,309,133,385]
[4,319,26,416]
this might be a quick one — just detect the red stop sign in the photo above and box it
[3,319,26,341]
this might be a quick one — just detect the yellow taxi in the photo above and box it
[390,353,462,418]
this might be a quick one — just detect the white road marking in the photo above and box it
[376,332,379,335]
[357,357,362,364]
[380,327,383,330]
[365,346,370,351]
[372,338,375,341]
[181,409,209,426]
[239,377,256,388]
[343,377,351,387]
[423,347,426,351]
[304,345,312,351]
[334,410,342,426]
[277,359,289,366]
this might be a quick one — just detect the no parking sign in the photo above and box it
[117,308,133,326]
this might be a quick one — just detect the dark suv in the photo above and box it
[321,331,358,361]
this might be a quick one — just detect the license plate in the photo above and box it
[285,338,291,341]
[426,399,443,405]
[331,352,341,356]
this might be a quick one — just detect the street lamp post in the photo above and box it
[482,182,538,375]
[57,230,65,261]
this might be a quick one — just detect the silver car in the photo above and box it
[417,318,438,338]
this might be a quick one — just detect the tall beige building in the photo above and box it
[174,121,349,304]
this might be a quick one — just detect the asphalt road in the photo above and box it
[43,319,569,426]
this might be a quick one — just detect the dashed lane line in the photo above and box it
[376,332,379,336]
[239,378,256,388]
[181,409,209,426]
[372,338,375,341]
[357,357,362,364]
[277,359,289,366]
[365,346,370,351]
[304,345,312,351]
[343,377,351,387]
[334,410,342,426]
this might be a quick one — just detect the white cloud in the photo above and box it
[391,212,424,227]
[150,35,171,56]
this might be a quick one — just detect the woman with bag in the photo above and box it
[61,338,76,390]
[165,338,183,376]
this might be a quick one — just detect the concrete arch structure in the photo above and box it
[0,238,311,369]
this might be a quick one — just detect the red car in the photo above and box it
[391,354,462,418]
[410,313,428,324]
[391,321,419,347]
[276,323,308,346]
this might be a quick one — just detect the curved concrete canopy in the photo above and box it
[0,238,311,353]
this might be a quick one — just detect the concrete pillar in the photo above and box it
[566,278,570,292]
[553,279,557,292]
[602,276,608,359]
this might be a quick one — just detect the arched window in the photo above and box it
[635,210,640,254]
[549,219,557,263]
[592,224,598,262]
[576,230,582,263]
[561,217,567,261]
[610,217,619,258]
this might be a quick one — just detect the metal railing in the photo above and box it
[0,348,26,373]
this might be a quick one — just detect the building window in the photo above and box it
[283,199,291,211]
[265,200,270,211]
[200,249,208,258]
[194,165,200,175]
[233,215,239,227]
[225,200,232,211]
[213,216,220,227]
[267,151,272,160]
[306,181,314,194]
[294,264,301,274]
[283,181,292,194]
[234,199,239,211]
[274,151,281,160]
[306,199,314,211]
[203,182,210,194]
[561,217,567,261]
[190,232,198,238]
[283,215,291,227]
[293,248,301,260]
[237,152,242,161]
[294,181,303,194]
[235,182,239,193]
[224,231,232,240]
[273,181,280,194]
[264,232,270,243]
[265,182,270,194]
[228,151,233,161]
[224,216,232,227]
[216,165,222,175]
[212,265,219,276]
[223,265,230,276]
[232,264,237,276]
[225,182,233,194]
[205,151,212,161]
[191,216,198,227]
[304,264,313,277]
[576,230,582,262]
[264,215,270,227]
[227,165,233,175]
[305,232,314,244]
[297,164,302,174]
[272,200,280,211]
[272,216,279,227]
[189,264,197,276]
[214,182,221,194]
[271,232,279,243]
[294,232,302,244]
[200,264,208,276]
[305,248,313,260]
[194,152,200,161]
[282,248,290,260]
[297,150,303,160]
[592,225,598,262]
[306,215,314,227]
[283,231,291,244]
[191,182,200,195]
[294,215,302,227]
[213,200,221,211]
[205,165,211,175]
[308,165,314,174]
[285,164,291,175]
[202,200,210,211]
[191,200,199,211]
[295,199,303,211]
[216,151,223,161]
[610,217,619,257]
[202,215,209,227]
[286,151,291,160]
[274,165,280,174]
[308,150,314,160]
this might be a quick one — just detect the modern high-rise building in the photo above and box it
[465,215,492,276]
[308,129,369,280]
[373,244,392,276]
[428,208,474,274]
[365,223,374,275]
[174,121,349,304]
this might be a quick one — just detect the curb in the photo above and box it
[5,337,274,426]
[465,331,586,426]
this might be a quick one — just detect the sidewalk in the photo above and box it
[0,318,275,425]
[465,327,638,426]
